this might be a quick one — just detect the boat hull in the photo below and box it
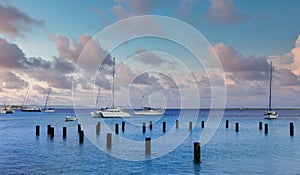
[264,111,278,119]
[91,111,102,118]
[134,110,163,116]
[100,108,130,118]
[21,108,41,112]
[65,116,77,121]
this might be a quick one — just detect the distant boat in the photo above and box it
[264,61,278,119]
[65,115,77,121]
[44,88,55,113]
[0,106,15,114]
[134,107,164,116]
[95,57,130,118]
[21,88,41,112]
[91,87,102,118]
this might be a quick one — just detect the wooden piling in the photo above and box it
[176,120,179,129]
[290,122,294,137]
[235,122,239,132]
[226,120,229,129]
[96,122,100,135]
[122,122,125,132]
[78,124,81,133]
[47,125,51,135]
[163,122,166,132]
[79,130,84,143]
[107,133,112,149]
[149,121,152,130]
[259,122,263,130]
[36,125,40,136]
[145,137,151,155]
[189,122,192,131]
[63,127,67,138]
[142,123,146,133]
[115,124,119,135]
[201,121,205,128]
[265,123,268,134]
[50,127,54,138]
[194,142,201,163]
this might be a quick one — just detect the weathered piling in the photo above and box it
[149,121,153,130]
[47,125,51,135]
[115,124,119,135]
[259,122,263,130]
[145,137,151,155]
[201,121,205,128]
[264,123,268,134]
[194,142,201,163]
[142,123,146,133]
[163,122,166,132]
[50,127,54,138]
[63,127,67,138]
[176,120,179,129]
[122,122,125,132]
[107,133,112,149]
[226,120,229,129]
[235,122,239,132]
[79,130,84,143]
[290,122,294,137]
[96,122,100,135]
[78,124,81,133]
[36,125,40,136]
[189,122,192,131]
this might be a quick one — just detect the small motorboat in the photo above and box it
[65,115,77,121]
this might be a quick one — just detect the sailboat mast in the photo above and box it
[22,87,29,107]
[44,88,50,109]
[268,61,273,111]
[112,57,115,108]
[95,87,100,110]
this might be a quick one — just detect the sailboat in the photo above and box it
[134,96,164,116]
[21,88,41,112]
[264,61,278,119]
[99,57,130,118]
[44,88,55,112]
[90,87,102,118]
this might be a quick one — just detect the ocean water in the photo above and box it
[0,109,299,174]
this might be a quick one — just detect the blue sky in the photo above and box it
[1,0,300,108]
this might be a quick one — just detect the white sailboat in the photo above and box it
[90,87,102,118]
[44,88,55,112]
[264,61,278,119]
[21,88,41,112]
[134,96,164,116]
[99,57,130,118]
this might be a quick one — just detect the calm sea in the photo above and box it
[0,109,299,174]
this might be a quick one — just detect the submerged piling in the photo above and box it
[163,122,166,132]
[50,127,54,138]
[96,122,100,135]
[259,122,263,130]
[176,120,179,129]
[115,124,119,135]
[226,120,229,129]
[201,121,205,128]
[145,137,151,155]
[149,121,152,130]
[107,133,112,149]
[36,125,40,136]
[235,123,239,132]
[142,123,146,133]
[194,142,201,163]
[265,123,268,134]
[63,127,67,138]
[122,122,125,132]
[79,130,84,143]
[290,122,294,137]
[189,122,192,131]
[78,124,81,133]
[47,125,51,135]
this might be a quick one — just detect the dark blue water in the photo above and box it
[0,109,299,174]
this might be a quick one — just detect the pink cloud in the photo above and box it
[0,3,44,38]
[205,0,247,24]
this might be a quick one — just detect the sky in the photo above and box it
[1,0,300,108]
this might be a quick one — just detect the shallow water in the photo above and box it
[0,109,299,174]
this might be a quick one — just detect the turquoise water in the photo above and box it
[0,109,299,174]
